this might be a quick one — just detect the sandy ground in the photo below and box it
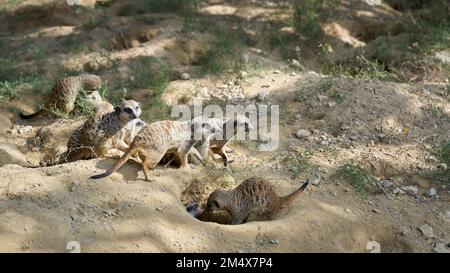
[0,0,449,253]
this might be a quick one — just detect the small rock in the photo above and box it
[0,142,28,167]
[18,125,33,134]
[295,129,311,139]
[426,155,438,163]
[432,243,450,253]
[393,188,405,195]
[372,208,382,214]
[401,185,418,196]
[441,211,450,221]
[328,101,336,107]
[427,188,437,197]
[418,224,434,238]
[376,133,385,140]
[400,227,409,236]
[317,94,328,102]
[382,180,394,189]
[291,59,302,69]
[256,90,268,101]
[180,72,191,80]
[290,72,297,76]
[239,71,248,78]
[273,70,281,74]
[340,123,350,130]
[269,239,279,245]
[241,53,250,64]
[198,87,209,98]
[438,163,447,170]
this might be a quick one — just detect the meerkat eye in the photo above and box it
[213,200,220,208]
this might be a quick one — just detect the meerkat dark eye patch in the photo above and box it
[124,107,133,114]
[213,200,220,208]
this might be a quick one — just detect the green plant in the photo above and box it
[426,141,450,184]
[332,163,380,195]
[129,56,172,92]
[329,89,344,103]
[291,0,336,39]
[0,81,19,98]
[73,89,96,117]
[199,26,246,75]
[82,13,107,30]
[282,153,313,179]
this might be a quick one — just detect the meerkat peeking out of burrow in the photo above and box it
[205,177,309,225]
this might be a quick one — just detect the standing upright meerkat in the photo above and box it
[20,74,102,119]
[193,115,254,166]
[84,92,146,153]
[205,177,309,225]
[42,99,142,165]
[90,118,221,181]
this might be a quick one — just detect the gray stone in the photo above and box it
[295,129,311,139]
[418,224,434,238]
[180,72,191,80]
[0,142,28,167]
[256,90,268,101]
[401,185,418,196]
[340,123,350,130]
[432,243,450,253]
[427,188,437,197]
[382,180,394,189]
[393,188,405,195]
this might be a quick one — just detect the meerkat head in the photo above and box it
[190,117,222,140]
[115,100,142,121]
[81,74,102,91]
[206,189,229,211]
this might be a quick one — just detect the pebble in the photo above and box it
[382,180,394,189]
[372,208,382,214]
[256,90,268,101]
[295,129,311,139]
[291,59,301,69]
[418,224,434,238]
[427,188,437,197]
[18,126,33,134]
[432,243,450,253]
[180,72,191,80]
[426,155,438,163]
[438,163,447,170]
[340,123,350,130]
[317,94,328,102]
[401,185,418,196]
[393,188,405,195]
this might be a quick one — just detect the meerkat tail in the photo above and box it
[90,149,134,179]
[20,110,43,119]
[281,180,309,207]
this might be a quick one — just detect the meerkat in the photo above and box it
[205,177,309,225]
[20,74,102,119]
[90,118,221,181]
[42,99,141,165]
[84,92,145,153]
[193,115,254,166]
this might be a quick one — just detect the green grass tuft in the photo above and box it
[332,163,380,195]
